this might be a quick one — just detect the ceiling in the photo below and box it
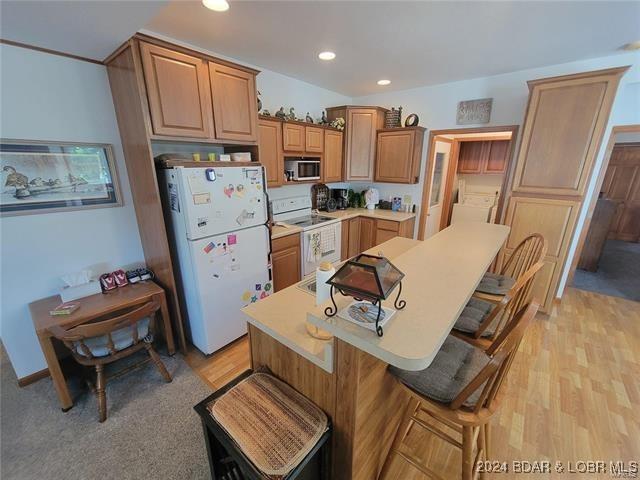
[2,1,639,96]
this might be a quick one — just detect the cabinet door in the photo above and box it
[512,73,618,196]
[324,130,343,183]
[208,62,258,142]
[375,130,415,183]
[484,140,509,174]
[340,220,349,261]
[283,123,305,152]
[345,109,378,181]
[272,234,301,292]
[139,42,213,138]
[305,127,324,153]
[348,217,361,258]
[457,141,487,174]
[258,119,283,188]
[359,217,376,252]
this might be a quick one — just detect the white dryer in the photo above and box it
[451,180,499,224]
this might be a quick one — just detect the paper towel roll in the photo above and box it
[315,262,335,306]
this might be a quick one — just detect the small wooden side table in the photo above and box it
[29,281,175,411]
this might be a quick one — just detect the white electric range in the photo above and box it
[271,196,342,276]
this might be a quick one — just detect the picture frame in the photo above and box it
[0,139,122,216]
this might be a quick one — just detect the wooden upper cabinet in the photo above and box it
[208,62,258,142]
[327,106,387,182]
[457,141,488,174]
[258,117,283,188]
[283,123,305,152]
[139,42,213,138]
[512,69,624,196]
[305,127,324,153]
[375,127,425,183]
[484,140,509,174]
[324,130,343,183]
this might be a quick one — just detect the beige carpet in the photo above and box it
[1,346,213,480]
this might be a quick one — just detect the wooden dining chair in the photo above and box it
[475,233,547,303]
[451,259,544,349]
[48,300,172,422]
[380,301,540,480]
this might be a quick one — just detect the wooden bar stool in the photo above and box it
[452,259,544,349]
[48,300,172,422]
[194,370,331,480]
[380,301,540,480]
[475,233,547,303]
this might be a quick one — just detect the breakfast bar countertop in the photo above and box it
[245,222,509,373]
[307,222,510,371]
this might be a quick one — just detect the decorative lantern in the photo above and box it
[324,254,406,336]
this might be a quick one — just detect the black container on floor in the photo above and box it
[194,370,331,480]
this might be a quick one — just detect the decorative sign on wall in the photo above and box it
[0,140,122,216]
[456,98,493,125]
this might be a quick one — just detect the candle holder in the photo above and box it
[323,254,406,337]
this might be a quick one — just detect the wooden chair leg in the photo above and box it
[379,397,420,480]
[96,365,107,423]
[477,425,486,480]
[462,426,474,480]
[485,422,491,459]
[145,343,172,383]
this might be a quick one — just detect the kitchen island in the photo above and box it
[242,222,510,479]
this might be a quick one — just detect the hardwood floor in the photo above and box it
[184,335,250,390]
[188,288,640,479]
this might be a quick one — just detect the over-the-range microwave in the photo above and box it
[285,159,320,181]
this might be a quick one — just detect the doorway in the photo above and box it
[569,125,640,302]
[418,125,519,240]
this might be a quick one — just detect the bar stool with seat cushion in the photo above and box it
[48,300,172,422]
[380,301,540,480]
[453,259,544,348]
[195,370,331,479]
[475,233,546,303]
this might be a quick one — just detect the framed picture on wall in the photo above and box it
[0,140,122,216]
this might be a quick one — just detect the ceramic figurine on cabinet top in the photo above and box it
[288,107,296,121]
[320,110,328,125]
[305,112,314,123]
[262,109,271,116]
[257,91,262,112]
[275,107,286,120]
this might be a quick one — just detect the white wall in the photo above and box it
[0,45,144,378]
[354,52,640,296]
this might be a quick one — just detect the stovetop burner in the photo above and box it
[284,215,336,228]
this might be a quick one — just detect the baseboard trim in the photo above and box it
[17,368,50,387]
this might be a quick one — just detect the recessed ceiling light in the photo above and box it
[622,40,640,51]
[202,0,229,12]
[377,79,391,86]
[318,51,336,61]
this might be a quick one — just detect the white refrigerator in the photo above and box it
[160,165,272,354]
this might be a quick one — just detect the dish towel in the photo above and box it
[320,227,336,254]
[307,232,321,263]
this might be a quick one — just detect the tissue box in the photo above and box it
[60,280,102,302]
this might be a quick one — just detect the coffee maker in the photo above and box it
[332,188,349,210]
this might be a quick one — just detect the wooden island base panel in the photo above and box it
[243,223,510,479]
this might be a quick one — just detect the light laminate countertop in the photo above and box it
[323,208,416,222]
[307,222,510,371]
[242,236,421,372]
[270,208,415,240]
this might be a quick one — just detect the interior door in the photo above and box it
[601,143,640,242]
[425,141,451,238]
